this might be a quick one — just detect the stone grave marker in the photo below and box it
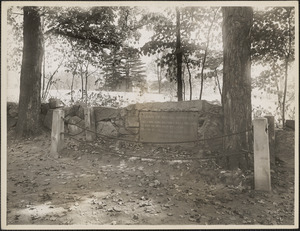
[139,111,198,143]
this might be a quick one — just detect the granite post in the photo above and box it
[50,109,64,158]
[253,118,271,191]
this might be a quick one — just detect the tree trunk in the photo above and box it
[215,73,222,97]
[42,45,46,100]
[42,56,64,101]
[80,65,84,100]
[85,62,89,105]
[182,65,185,101]
[199,8,218,100]
[184,55,193,101]
[199,50,207,100]
[222,7,253,169]
[70,65,77,103]
[70,73,75,103]
[282,8,292,128]
[85,74,88,104]
[176,8,183,101]
[16,7,44,137]
[282,59,288,127]
[157,62,161,94]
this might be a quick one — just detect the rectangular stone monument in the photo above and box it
[50,109,64,158]
[139,111,198,143]
[85,107,96,141]
[253,118,271,191]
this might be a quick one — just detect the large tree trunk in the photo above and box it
[222,7,253,169]
[176,8,183,101]
[16,7,44,137]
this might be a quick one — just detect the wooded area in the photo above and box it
[6,4,296,165]
[3,3,297,227]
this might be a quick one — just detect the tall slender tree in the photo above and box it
[16,7,44,137]
[222,7,253,169]
[176,8,183,101]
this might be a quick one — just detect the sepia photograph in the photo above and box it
[1,1,298,229]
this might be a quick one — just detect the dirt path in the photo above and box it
[5,129,295,226]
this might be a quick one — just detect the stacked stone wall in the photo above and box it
[93,100,223,150]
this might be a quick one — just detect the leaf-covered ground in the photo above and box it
[5,128,295,227]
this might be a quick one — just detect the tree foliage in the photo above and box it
[141,7,223,100]
[251,7,295,126]
[252,7,295,64]
[101,46,147,92]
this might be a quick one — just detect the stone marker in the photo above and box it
[67,116,85,135]
[253,118,271,191]
[85,107,96,141]
[50,109,64,158]
[264,115,275,167]
[139,111,198,143]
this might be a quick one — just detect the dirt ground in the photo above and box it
[5,127,296,227]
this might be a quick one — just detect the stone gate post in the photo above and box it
[50,108,64,158]
[253,118,271,191]
[85,107,96,141]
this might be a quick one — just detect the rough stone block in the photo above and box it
[97,121,118,137]
[125,110,139,128]
[94,107,120,122]
[119,134,139,142]
[134,100,205,112]
[114,118,124,127]
[64,105,78,118]
[120,108,127,117]
[76,105,85,119]
[67,116,85,135]
[118,127,139,135]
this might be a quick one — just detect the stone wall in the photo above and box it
[93,100,223,150]
[7,100,223,150]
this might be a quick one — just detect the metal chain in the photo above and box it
[65,134,252,162]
